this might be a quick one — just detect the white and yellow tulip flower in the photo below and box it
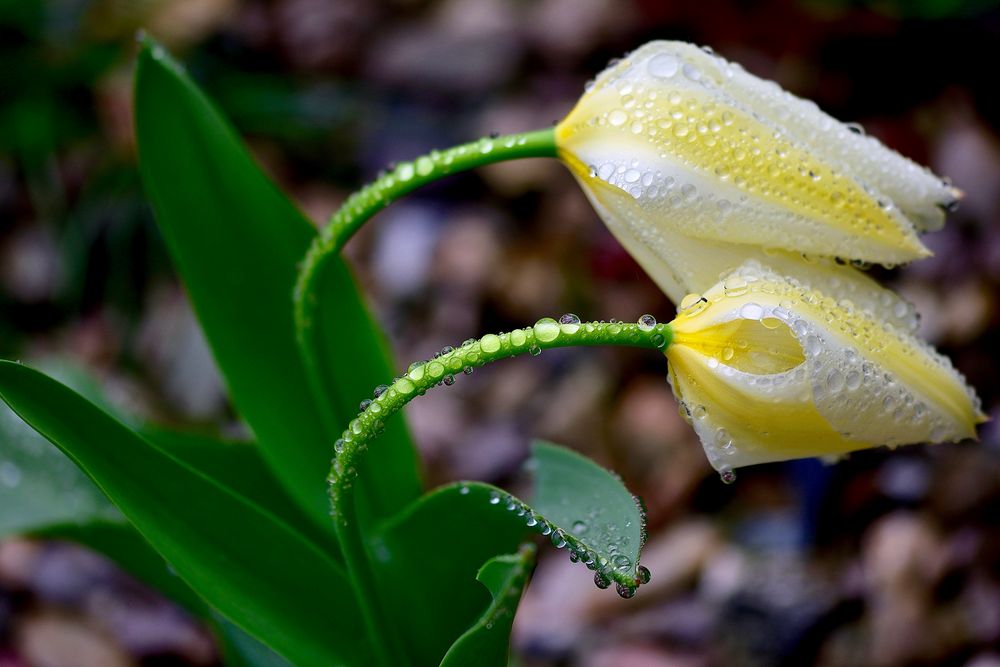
[665,261,984,472]
[556,41,960,305]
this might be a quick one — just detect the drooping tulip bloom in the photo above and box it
[555,41,960,305]
[665,261,984,472]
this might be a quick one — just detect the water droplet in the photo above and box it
[594,572,611,589]
[510,329,527,347]
[637,565,651,585]
[845,370,862,391]
[612,554,631,572]
[443,374,455,386]
[608,109,628,126]
[463,366,474,375]
[572,520,588,535]
[481,334,501,354]
[373,384,388,398]
[846,122,865,135]
[489,491,501,505]
[719,469,737,484]
[550,530,567,548]
[616,583,636,599]
[528,345,541,356]
[682,63,701,81]
[558,313,581,334]
[724,277,749,297]
[637,314,656,331]
[533,317,560,343]
[479,138,494,154]
[334,439,345,454]
[804,335,823,357]
[679,294,708,316]
[739,302,764,320]
[359,399,372,411]
[396,162,415,181]
[415,156,434,176]
[651,333,666,348]
[459,485,470,495]
[647,53,680,78]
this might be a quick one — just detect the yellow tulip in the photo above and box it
[556,41,960,305]
[665,261,984,473]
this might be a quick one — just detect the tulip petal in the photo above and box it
[575,170,923,333]
[637,42,956,232]
[558,41,952,266]
[667,331,867,471]
[668,262,983,469]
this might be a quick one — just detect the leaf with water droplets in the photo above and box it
[529,441,647,596]
[439,546,535,667]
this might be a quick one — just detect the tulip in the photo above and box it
[556,41,960,305]
[665,260,984,472]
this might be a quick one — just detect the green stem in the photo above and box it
[328,320,672,651]
[294,127,558,339]
[301,130,558,667]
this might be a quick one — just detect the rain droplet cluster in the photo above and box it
[484,486,650,598]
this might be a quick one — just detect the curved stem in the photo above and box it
[293,127,558,341]
[328,319,672,647]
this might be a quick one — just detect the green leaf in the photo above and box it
[371,483,528,666]
[0,361,369,666]
[141,427,338,554]
[133,37,421,531]
[214,612,294,667]
[439,548,535,667]
[0,362,124,537]
[371,441,649,664]
[529,441,648,596]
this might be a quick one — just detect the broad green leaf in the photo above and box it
[141,428,338,554]
[133,37,421,532]
[0,361,369,666]
[529,441,648,596]
[0,361,124,536]
[372,441,650,664]
[371,483,527,666]
[439,548,535,667]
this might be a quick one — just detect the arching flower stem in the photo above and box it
[329,319,673,519]
[293,127,557,337]
[327,319,671,666]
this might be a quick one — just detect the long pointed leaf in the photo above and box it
[0,361,368,666]
[133,37,421,530]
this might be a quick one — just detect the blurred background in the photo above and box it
[2,0,1000,665]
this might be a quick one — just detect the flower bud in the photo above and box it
[557,41,959,303]
[665,261,984,471]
